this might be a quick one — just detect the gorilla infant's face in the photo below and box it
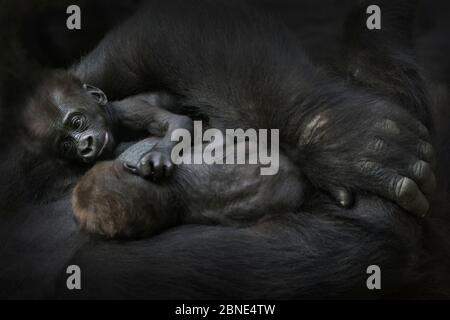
[22,72,115,164]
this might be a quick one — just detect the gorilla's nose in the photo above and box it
[78,135,96,162]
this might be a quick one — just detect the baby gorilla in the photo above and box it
[21,72,192,179]
[72,137,303,239]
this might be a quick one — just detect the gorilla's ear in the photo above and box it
[83,84,108,106]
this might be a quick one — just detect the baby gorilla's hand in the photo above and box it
[125,150,174,181]
[298,102,436,217]
[118,137,175,182]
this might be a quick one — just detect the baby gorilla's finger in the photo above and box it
[358,161,429,217]
[329,187,354,207]
[137,151,171,182]
[410,160,436,195]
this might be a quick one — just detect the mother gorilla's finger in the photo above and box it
[357,160,429,217]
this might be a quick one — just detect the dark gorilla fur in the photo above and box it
[0,0,449,299]
[59,0,438,298]
[19,0,436,217]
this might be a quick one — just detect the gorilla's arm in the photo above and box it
[342,0,431,125]
[108,92,192,145]
[71,0,435,216]
[107,92,193,179]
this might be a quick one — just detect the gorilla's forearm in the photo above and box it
[108,93,193,152]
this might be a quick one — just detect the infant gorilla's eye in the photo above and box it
[71,115,85,130]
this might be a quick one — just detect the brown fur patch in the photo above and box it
[71,160,180,239]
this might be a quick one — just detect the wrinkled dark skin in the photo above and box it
[20,73,115,164]
[292,100,436,217]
